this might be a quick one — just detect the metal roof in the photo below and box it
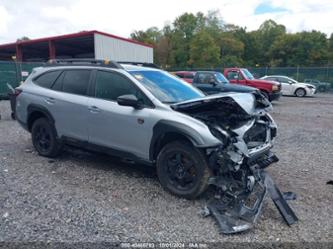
[0,30,153,49]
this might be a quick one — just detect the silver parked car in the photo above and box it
[15,59,297,233]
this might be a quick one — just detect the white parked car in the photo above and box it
[261,75,316,97]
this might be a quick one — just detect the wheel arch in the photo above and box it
[149,120,204,162]
[294,87,306,96]
[27,104,55,132]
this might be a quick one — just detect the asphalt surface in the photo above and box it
[0,94,332,243]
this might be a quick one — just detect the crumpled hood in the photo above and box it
[171,92,271,116]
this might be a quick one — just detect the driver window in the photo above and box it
[95,71,149,105]
[204,73,215,85]
[279,77,290,83]
[226,71,237,80]
[227,71,243,80]
[197,73,205,83]
[197,73,213,84]
[205,75,215,84]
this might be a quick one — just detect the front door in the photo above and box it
[277,77,294,95]
[87,70,155,160]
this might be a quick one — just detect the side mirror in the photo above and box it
[117,94,142,108]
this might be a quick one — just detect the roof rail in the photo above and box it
[118,61,160,69]
[47,59,124,69]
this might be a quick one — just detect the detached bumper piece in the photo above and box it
[206,179,267,234]
[203,155,298,234]
[265,173,298,226]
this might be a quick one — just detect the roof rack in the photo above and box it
[118,61,160,69]
[47,59,124,69]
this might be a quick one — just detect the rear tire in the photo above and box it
[156,141,211,199]
[31,118,62,157]
[295,88,306,97]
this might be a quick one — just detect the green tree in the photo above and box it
[270,31,328,66]
[219,32,244,66]
[257,20,286,65]
[130,12,330,69]
[16,36,30,42]
[189,30,220,68]
[328,33,333,64]
[130,27,161,45]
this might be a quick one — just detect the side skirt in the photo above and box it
[61,136,153,166]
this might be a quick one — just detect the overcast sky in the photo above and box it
[0,0,332,44]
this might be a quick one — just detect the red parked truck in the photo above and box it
[224,68,282,101]
[173,71,196,83]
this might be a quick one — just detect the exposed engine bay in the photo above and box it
[172,92,298,234]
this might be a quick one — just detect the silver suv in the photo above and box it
[16,60,277,201]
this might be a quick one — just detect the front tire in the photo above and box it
[295,88,306,97]
[31,118,62,157]
[156,141,211,199]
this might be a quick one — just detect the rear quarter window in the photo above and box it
[34,70,62,89]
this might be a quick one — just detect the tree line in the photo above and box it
[130,11,333,69]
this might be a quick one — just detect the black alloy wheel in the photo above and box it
[156,141,210,199]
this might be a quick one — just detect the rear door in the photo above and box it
[48,69,92,140]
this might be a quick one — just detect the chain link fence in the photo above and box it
[169,66,333,86]
[0,61,43,98]
[1,61,333,98]
[249,66,332,83]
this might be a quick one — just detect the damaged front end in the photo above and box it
[172,92,298,234]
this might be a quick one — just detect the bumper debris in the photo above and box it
[203,154,298,234]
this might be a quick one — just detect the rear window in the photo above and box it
[62,70,91,96]
[34,71,62,88]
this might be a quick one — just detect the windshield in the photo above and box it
[130,70,204,103]
[215,72,229,84]
[241,69,255,80]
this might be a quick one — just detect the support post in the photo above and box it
[48,40,56,60]
[15,44,22,62]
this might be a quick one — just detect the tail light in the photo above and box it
[14,89,22,96]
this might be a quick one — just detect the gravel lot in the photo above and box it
[0,94,332,243]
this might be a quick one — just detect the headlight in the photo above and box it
[272,85,279,91]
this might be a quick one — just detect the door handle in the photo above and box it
[88,106,101,113]
[45,97,55,104]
